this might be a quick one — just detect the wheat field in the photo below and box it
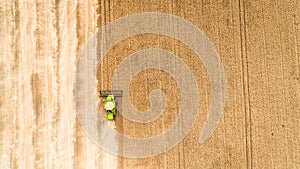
[0,0,299,168]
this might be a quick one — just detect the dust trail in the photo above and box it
[100,122,118,169]
[96,0,119,167]
[74,18,119,169]
[74,0,112,169]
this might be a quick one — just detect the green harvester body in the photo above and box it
[103,95,116,120]
[100,90,122,121]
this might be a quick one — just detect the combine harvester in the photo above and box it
[100,90,122,127]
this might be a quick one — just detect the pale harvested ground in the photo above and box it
[0,0,299,169]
